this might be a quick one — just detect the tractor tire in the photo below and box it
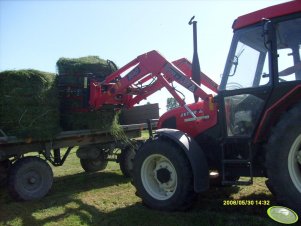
[265,103,301,214]
[133,138,196,211]
[8,156,53,201]
[80,158,108,173]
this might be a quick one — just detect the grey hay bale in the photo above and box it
[0,69,60,140]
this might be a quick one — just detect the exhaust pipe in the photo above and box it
[189,16,201,103]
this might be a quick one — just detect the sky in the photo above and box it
[0,0,288,115]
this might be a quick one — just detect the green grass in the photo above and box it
[0,140,283,226]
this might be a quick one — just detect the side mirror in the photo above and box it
[263,19,272,50]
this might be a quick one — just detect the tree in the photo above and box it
[166,97,179,111]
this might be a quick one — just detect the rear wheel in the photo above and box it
[133,138,196,211]
[8,157,53,201]
[265,103,301,213]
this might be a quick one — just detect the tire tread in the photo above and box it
[265,102,301,213]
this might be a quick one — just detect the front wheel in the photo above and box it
[265,103,301,214]
[133,138,196,211]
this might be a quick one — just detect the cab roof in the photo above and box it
[233,1,301,30]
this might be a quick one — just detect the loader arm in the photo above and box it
[89,50,214,110]
[172,58,218,93]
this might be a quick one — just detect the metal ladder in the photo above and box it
[221,139,253,186]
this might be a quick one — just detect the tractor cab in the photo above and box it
[218,6,301,140]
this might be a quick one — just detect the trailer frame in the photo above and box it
[0,122,157,200]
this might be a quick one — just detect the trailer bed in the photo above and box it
[0,123,153,161]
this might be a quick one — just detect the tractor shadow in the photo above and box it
[195,181,277,217]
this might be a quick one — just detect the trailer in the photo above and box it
[0,121,156,201]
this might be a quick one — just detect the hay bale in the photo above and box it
[0,70,60,140]
[60,110,116,131]
[56,56,119,131]
[56,56,113,78]
[0,59,125,141]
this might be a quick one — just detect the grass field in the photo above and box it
[0,144,285,226]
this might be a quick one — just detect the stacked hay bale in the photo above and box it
[0,70,60,140]
[56,56,118,131]
[0,56,121,140]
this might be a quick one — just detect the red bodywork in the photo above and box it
[233,1,301,30]
[158,100,218,138]
[254,85,301,143]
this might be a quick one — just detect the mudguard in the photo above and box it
[156,128,209,192]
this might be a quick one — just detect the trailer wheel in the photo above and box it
[8,156,53,201]
[265,103,301,213]
[119,141,143,178]
[80,158,108,173]
[133,138,196,211]
[119,146,136,178]
[78,145,108,172]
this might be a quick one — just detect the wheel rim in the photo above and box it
[141,154,177,200]
[21,168,42,192]
[288,134,301,193]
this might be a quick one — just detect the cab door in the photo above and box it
[218,24,272,139]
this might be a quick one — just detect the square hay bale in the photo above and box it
[0,70,60,140]
[56,56,119,132]
[56,56,113,79]
[60,110,116,131]
[0,57,123,140]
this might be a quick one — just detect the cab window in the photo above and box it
[221,26,270,90]
[276,18,301,82]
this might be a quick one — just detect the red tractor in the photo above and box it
[90,1,301,213]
